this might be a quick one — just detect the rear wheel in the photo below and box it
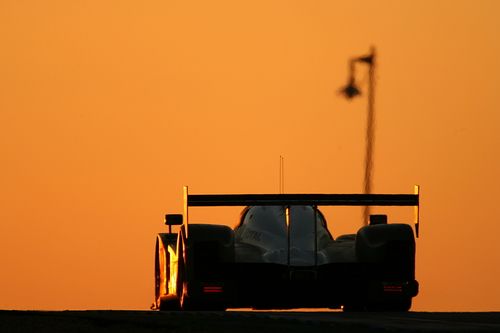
[159,295,180,311]
[154,239,169,310]
[177,224,232,311]
[177,239,224,311]
[155,235,181,311]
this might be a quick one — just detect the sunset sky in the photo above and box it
[1,0,499,311]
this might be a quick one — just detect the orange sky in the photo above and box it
[1,0,500,311]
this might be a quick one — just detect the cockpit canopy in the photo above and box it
[234,206,333,265]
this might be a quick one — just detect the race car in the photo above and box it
[153,186,420,311]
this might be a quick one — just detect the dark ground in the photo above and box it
[1,310,500,333]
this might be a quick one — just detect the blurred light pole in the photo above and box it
[339,46,376,226]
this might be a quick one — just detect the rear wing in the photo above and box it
[182,185,421,238]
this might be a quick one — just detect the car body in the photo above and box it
[153,186,420,311]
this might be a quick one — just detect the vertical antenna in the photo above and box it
[279,155,285,194]
[279,156,281,194]
[183,186,189,238]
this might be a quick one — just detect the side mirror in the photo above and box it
[369,214,387,225]
[165,214,183,234]
[165,214,183,226]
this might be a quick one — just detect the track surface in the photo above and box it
[2,310,500,332]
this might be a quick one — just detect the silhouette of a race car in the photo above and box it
[153,186,420,311]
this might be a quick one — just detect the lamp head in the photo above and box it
[339,77,361,99]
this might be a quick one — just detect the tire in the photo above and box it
[159,295,180,311]
[154,238,167,310]
[177,236,223,311]
[177,232,188,309]
[176,230,200,311]
[177,224,233,311]
[154,239,161,309]
[155,234,181,311]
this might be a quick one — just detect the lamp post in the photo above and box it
[339,46,376,226]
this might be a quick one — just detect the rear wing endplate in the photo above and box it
[182,185,420,237]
